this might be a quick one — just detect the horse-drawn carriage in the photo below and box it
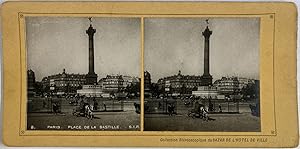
[187,102,209,121]
[72,103,94,119]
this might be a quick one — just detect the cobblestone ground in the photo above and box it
[27,98,140,131]
[144,98,260,131]
[144,112,260,131]
[27,97,260,131]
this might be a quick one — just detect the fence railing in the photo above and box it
[27,97,125,113]
[144,98,243,115]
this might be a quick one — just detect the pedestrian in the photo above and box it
[52,102,58,114]
[103,103,107,111]
[167,104,175,116]
[194,101,200,114]
[218,104,222,113]
[43,100,47,108]
[93,99,98,111]
[208,97,214,112]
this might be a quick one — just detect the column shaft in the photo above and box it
[204,38,210,76]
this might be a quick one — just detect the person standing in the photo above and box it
[218,104,222,113]
[103,103,107,111]
[93,98,98,111]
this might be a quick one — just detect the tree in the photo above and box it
[34,82,43,96]
[241,82,259,100]
[126,83,140,97]
[192,86,198,91]
[42,84,50,95]
[150,83,160,97]
[157,85,165,97]
[180,84,187,95]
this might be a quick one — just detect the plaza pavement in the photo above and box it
[27,97,141,131]
[144,98,260,131]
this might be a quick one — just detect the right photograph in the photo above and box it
[143,18,260,131]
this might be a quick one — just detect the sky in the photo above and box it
[26,17,259,82]
[144,18,260,82]
[26,17,141,81]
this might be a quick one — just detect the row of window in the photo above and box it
[55,84,82,87]
[103,81,123,85]
[217,83,239,86]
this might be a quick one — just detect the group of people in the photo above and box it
[188,101,216,121]
[71,99,94,119]
[70,96,103,119]
[71,96,99,110]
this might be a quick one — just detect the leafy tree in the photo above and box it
[192,86,198,91]
[34,82,43,96]
[241,81,259,100]
[126,83,140,97]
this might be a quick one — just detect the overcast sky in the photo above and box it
[144,18,260,82]
[26,17,141,81]
[27,17,259,82]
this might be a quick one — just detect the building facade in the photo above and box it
[99,75,140,93]
[42,69,86,95]
[157,70,204,95]
[122,75,140,88]
[237,77,256,90]
[213,77,239,95]
[77,84,103,97]
[192,86,219,98]
[213,77,255,95]
[101,75,124,93]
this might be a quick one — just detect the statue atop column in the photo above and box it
[201,19,213,86]
[86,17,98,85]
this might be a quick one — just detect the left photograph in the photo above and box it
[26,17,141,131]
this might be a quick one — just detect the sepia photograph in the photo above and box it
[26,17,141,131]
[143,18,261,131]
[2,1,299,147]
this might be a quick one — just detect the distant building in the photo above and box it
[102,75,124,93]
[122,75,140,88]
[27,69,36,97]
[41,69,86,95]
[192,77,257,99]
[213,77,239,95]
[157,70,204,95]
[192,86,219,98]
[77,84,103,97]
[99,75,140,93]
[236,77,255,90]
[213,77,256,95]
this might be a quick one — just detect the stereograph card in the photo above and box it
[1,1,298,147]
